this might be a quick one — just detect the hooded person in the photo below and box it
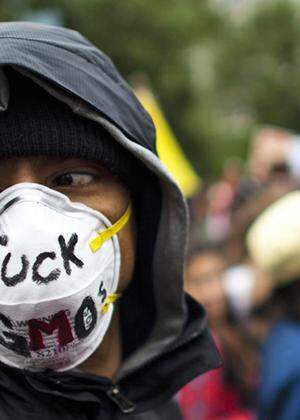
[0,22,220,419]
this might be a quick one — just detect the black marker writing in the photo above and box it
[58,233,84,275]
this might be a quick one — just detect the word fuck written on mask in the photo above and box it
[0,233,83,286]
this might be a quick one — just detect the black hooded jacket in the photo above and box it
[0,22,221,419]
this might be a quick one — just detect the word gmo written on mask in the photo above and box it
[0,233,84,286]
[0,294,101,359]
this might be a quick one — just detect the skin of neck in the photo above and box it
[78,306,122,379]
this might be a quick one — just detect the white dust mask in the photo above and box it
[0,182,131,371]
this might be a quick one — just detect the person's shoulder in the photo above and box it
[264,318,300,355]
[260,318,300,407]
[262,317,300,375]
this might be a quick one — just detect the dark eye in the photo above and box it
[52,172,96,187]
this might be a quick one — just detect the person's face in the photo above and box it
[185,252,226,327]
[0,156,137,292]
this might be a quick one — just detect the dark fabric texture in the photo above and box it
[120,174,161,359]
[0,359,183,419]
[0,23,156,152]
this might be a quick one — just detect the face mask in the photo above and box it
[0,183,131,371]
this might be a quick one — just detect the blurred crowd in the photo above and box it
[177,127,300,420]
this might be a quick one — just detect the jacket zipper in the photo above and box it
[107,330,205,413]
[107,385,136,414]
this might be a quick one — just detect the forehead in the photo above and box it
[187,252,225,277]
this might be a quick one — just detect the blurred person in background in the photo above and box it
[0,22,221,420]
[195,158,243,245]
[248,127,300,184]
[247,191,300,420]
[177,245,256,420]
[221,126,300,260]
[225,165,297,266]
[188,125,298,255]
[184,246,227,331]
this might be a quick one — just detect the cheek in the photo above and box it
[117,215,137,292]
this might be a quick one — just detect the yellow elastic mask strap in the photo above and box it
[89,203,132,253]
[101,293,121,314]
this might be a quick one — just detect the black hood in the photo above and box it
[0,22,155,152]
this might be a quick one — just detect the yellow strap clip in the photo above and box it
[101,293,121,314]
[89,203,132,252]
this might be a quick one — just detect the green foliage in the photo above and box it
[2,0,300,177]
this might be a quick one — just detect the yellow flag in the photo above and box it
[134,86,201,197]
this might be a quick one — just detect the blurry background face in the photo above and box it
[247,128,293,182]
[185,251,226,327]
